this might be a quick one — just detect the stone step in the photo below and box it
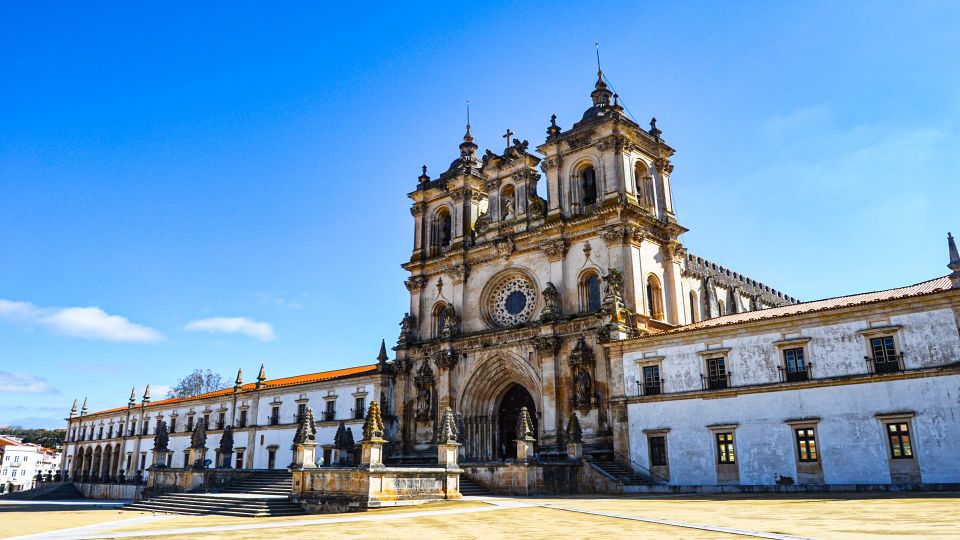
[126,493,304,517]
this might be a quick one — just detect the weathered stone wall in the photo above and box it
[462,462,618,495]
[74,482,144,500]
[292,466,460,512]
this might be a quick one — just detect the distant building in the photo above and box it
[0,436,60,493]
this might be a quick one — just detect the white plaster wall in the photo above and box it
[627,375,960,485]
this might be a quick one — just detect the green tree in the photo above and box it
[168,369,226,398]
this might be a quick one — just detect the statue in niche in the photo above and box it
[398,313,415,346]
[569,337,596,412]
[574,369,592,410]
[414,358,435,421]
[441,305,460,338]
[540,282,563,321]
[503,195,515,220]
[416,387,432,420]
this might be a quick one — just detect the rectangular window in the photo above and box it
[642,365,662,395]
[118,423,124,436]
[238,410,247,428]
[871,336,901,373]
[270,406,280,425]
[98,427,103,439]
[795,428,818,462]
[706,358,728,390]
[142,422,149,435]
[887,422,913,459]
[716,432,736,464]
[186,416,194,432]
[168,419,174,433]
[203,414,210,428]
[324,400,336,422]
[297,403,307,422]
[129,421,136,436]
[139,453,146,471]
[235,449,244,469]
[156,419,162,432]
[649,436,667,466]
[217,412,225,430]
[107,426,113,439]
[355,397,365,420]
[783,348,808,382]
[126,455,132,471]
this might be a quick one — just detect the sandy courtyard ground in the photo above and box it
[2,492,958,539]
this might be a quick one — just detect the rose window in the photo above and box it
[490,275,537,326]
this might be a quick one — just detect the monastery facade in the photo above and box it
[61,72,960,489]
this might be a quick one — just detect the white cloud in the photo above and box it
[0,371,58,394]
[0,299,164,343]
[184,317,276,341]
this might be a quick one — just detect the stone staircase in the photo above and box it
[125,471,304,517]
[591,460,652,486]
[0,482,82,500]
[458,474,494,496]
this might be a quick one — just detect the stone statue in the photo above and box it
[503,194,515,220]
[398,313,415,346]
[190,418,207,449]
[441,305,460,338]
[153,420,169,452]
[417,387,432,419]
[574,369,592,409]
[540,282,563,321]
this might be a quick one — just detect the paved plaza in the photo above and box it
[2,493,958,539]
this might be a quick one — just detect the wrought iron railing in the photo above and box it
[614,452,669,484]
[866,352,904,374]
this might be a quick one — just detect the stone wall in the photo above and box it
[147,468,257,494]
[75,482,144,500]
[462,462,618,495]
[292,466,461,513]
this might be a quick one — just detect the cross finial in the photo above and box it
[503,128,514,148]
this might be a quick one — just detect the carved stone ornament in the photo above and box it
[515,407,535,441]
[292,406,317,446]
[533,335,563,355]
[190,418,208,449]
[600,226,625,245]
[444,263,470,285]
[404,276,427,293]
[219,425,235,456]
[433,348,459,370]
[528,195,546,219]
[494,237,515,260]
[602,268,627,323]
[540,156,560,172]
[153,420,169,452]
[450,189,466,202]
[414,358,435,422]
[540,282,563,321]
[569,337,596,413]
[540,239,568,261]
[436,407,458,444]
[394,356,414,374]
[654,157,674,175]
[361,401,385,442]
[489,273,538,326]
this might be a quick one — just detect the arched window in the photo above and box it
[646,274,665,321]
[431,207,452,254]
[500,185,516,220]
[718,300,726,316]
[581,272,602,312]
[580,165,597,206]
[432,302,448,338]
[689,291,699,323]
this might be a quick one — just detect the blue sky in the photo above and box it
[2,1,958,429]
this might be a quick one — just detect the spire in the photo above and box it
[377,339,389,365]
[80,397,88,416]
[949,232,960,288]
[459,121,477,160]
[361,401,385,442]
[69,399,78,418]
[256,364,266,389]
[142,384,151,405]
[128,387,136,408]
[515,406,535,441]
[418,165,430,184]
[437,407,458,444]
[234,368,243,390]
[546,114,561,138]
[590,69,612,108]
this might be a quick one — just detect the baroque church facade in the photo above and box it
[61,71,960,489]
[391,71,795,462]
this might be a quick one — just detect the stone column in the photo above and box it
[534,336,562,446]
[663,242,685,325]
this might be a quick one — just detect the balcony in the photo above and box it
[269,415,280,426]
[351,408,365,420]
[867,352,904,374]
[637,380,662,396]
[322,411,336,422]
[703,373,730,391]
[778,364,813,383]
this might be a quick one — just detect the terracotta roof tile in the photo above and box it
[655,276,954,337]
[86,364,379,417]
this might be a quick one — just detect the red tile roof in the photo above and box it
[654,276,953,337]
[87,364,380,417]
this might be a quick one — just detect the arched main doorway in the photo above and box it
[497,384,537,459]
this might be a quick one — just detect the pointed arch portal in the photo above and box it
[458,353,541,461]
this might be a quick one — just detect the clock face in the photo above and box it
[490,275,537,326]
